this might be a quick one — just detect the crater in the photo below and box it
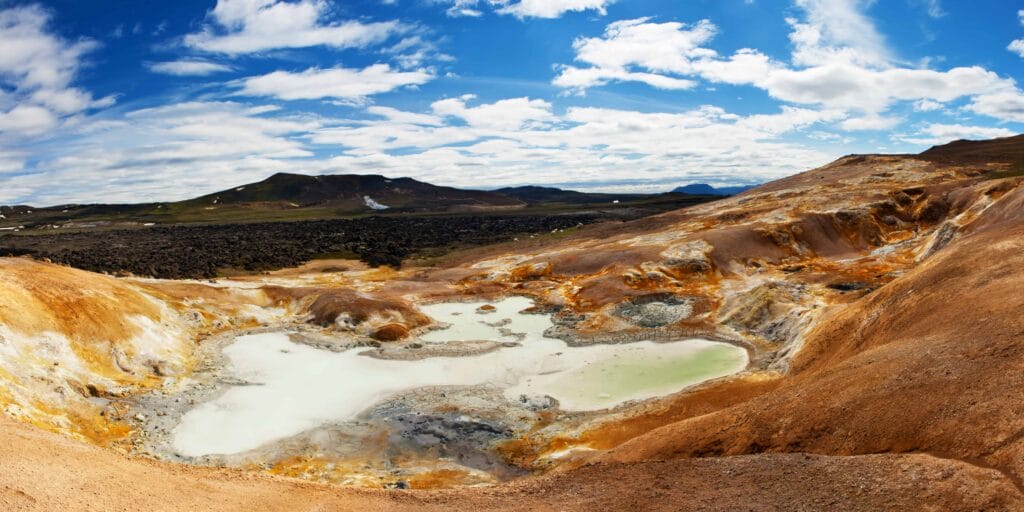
[139,297,748,485]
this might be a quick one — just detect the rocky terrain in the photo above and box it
[0,213,608,278]
[0,178,716,278]
[0,135,1023,510]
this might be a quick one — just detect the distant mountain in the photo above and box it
[185,173,524,212]
[671,183,756,196]
[0,174,723,230]
[493,185,672,204]
[0,173,528,228]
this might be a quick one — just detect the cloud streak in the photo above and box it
[437,0,614,19]
[148,60,234,76]
[234,65,433,103]
[0,97,845,205]
[184,0,403,55]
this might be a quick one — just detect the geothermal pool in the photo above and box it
[171,297,747,457]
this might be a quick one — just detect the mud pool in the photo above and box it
[171,297,748,458]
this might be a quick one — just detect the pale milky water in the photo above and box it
[171,297,747,457]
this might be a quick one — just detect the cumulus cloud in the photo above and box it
[553,5,1024,127]
[0,102,317,204]
[968,90,1024,123]
[900,123,1016,146]
[184,0,403,55]
[0,105,58,136]
[0,150,25,175]
[437,0,614,19]
[790,0,891,67]
[554,18,716,91]
[431,95,557,130]
[913,99,944,112]
[497,0,615,19]
[234,64,433,103]
[5,96,844,205]
[0,5,112,137]
[147,60,234,76]
[308,98,839,193]
[1009,10,1024,58]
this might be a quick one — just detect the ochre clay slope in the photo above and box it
[0,412,1019,511]
[601,195,1024,476]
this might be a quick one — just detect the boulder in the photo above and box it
[370,323,410,342]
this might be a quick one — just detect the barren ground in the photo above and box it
[1,136,1023,510]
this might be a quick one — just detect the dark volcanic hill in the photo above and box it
[0,174,721,229]
[0,173,530,228]
[492,185,687,204]
[186,173,525,211]
[918,134,1024,165]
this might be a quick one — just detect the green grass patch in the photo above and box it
[985,161,1024,180]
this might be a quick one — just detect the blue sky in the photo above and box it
[0,0,1022,205]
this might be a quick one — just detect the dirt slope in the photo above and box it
[0,412,1019,512]
[601,183,1024,488]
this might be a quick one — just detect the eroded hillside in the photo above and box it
[0,136,1023,510]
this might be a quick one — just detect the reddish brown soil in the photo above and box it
[602,193,1024,481]
[0,413,1019,511]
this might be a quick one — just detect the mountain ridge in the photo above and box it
[670,183,757,196]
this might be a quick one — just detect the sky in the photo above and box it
[0,0,1022,206]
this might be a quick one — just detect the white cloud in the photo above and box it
[922,0,946,18]
[790,0,891,67]
[497,0,615,19]
[0,102,317,204]
[913,99,944,112]
[1010,40,1024,58]
[0,104,58,136]
[1009,10,1024,58]
[753,64,1009,113]
[308,99,840,194]
[554,18,717,92]
[147,60,234,76]
[365,106,444,126]
[839,113,903,131]
[234,64,433,103]
[431,95,556,130]
[184,0,403,55]
[553,7,1023,127]
[0,5,111,138]
[0,150,25,175]
[6,97,844,205]
[900,123,1016,146]
[735,106,845,134]
[437,0,614,19]
[382,35,455,69]
[968,90,1024,123]
[440,0,486,17]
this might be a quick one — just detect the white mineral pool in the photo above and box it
[171,297,747,457]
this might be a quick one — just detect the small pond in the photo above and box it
[172,296,747,457]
